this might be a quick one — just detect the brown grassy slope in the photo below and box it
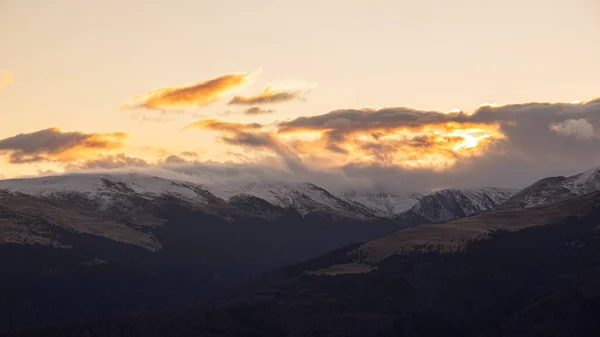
[0,192,161,251]
[313,191,600,275]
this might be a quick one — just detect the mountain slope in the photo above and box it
[213,181,377,219]
[502,165,600,208]
[398,187,518,224]
[341,190,423,217]
[0,191,161,251]
[0,174,386,222]
[0,173,241,250]
[315,190,600,275]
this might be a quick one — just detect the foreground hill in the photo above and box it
[7,191,600,337]
[315,190,600,275]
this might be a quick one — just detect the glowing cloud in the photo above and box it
[123,73,252,111]
[183,119,263,132]
[186,107,503,171]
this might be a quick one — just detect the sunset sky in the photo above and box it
[1,0,599,191]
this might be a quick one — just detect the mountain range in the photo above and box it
[0,172,521,249]
[1,165,600,335]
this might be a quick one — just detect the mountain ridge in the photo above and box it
[502,165,600,209]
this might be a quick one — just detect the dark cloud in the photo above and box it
[277,108,472,134]
[244,107,275,115]
[467,100,600,170]
[164,155,187,164]
[63,151,201,172]
[184,118,306,173]
[222,131,307,173]
[229,86,307,105]
[162,152,198,165]
[0,128,127,164]
[222,132,275,148]
[408,135,464,148]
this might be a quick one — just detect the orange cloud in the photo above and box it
[123,73,252,110]
[183,119,263,133]
[0,128,127,164]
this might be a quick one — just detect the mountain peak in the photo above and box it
[502,165,600,209]
[405,187,517,223]
[342,189,424,217]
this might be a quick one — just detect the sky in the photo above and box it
[1,0,599,192]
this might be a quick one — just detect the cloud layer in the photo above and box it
[4,98,600,194]
[178,98,600,191]
[123,73,251,111]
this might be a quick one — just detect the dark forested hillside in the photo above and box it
[6,196,600,337]
[0,202,405,334]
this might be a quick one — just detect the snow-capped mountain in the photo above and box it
[342,190,424,217]
[0,174,379,221]
[0,173,216,204]
[0,173,412,257]
[212,181,377,219]
[0,173,231,224]
[502,166,600,208]
[401,187,518,223]
[0,173,521,224]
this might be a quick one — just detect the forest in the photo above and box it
[5,204,600,336]
[0,202,403,334]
